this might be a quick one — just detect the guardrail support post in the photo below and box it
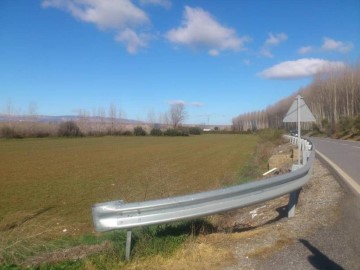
[302,150,307,165]
[287,189,300,217]
[125,230,132,260]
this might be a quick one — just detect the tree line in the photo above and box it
[232,63,360,136]
[0,102,191,138]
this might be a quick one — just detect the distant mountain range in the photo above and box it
[0,114,143,124]
[0,115,230,129]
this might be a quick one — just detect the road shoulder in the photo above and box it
[225,159,359,269]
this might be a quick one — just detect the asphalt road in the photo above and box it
[257,192,360,270]
[309,137,360,188]
[255,138,360,270]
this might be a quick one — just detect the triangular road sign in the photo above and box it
[283,95,316,122]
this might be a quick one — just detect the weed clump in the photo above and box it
[58,121,82,137]
[163,128,189,136]
[237,129,284,183]
[133,126,147,136]
[0,126,23,139]
[150,128,163,136]
[188,127,202,135]
[258,128,284,144]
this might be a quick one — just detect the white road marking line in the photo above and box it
[316,150,360,195]
[352,146,360,149]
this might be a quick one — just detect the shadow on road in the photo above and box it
[299,239,344,270]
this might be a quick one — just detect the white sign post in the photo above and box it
[283,95,315,165]
[283,95,315,217]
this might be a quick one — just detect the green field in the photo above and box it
[0,134,258,264]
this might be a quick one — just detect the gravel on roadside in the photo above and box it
[223,158,359,270]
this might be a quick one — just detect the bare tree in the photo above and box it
[159,112,170,127]
[147,109,157,128]
[77,109,90,134]
[3,100,15,123]
[97,107,106,133]
[108,103,117,133]
[117,107,125,131]
[28,102,38,121]
[169,103,187,128]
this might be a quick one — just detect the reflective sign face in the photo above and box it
[283,96,316,123]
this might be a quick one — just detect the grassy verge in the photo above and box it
[237,129,284,182]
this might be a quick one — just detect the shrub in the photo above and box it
[188,127,202,135]
[179,129,190,136]
[164,128,189,136]
[58,121,82,137]
[352,115,360,135]
[111,130,123,136]
[0,126,23,138]
[87,130,106,137]
[150,128,163,136]
[34,131,50,138]
[258,128,284,144]
[134,126,146,136]
[122,130,133,136]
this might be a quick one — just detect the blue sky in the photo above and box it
[0,0,359,125]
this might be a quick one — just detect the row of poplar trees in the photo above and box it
[232,63,360,133]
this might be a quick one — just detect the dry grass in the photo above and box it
[245,235,295,259]
[0,134,258,264]
[121,236,235,270]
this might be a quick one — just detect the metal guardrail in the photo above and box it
[92,136,314,259]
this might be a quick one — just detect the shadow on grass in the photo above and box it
[153,219,217,237]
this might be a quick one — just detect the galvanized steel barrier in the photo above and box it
[92,136,314,259]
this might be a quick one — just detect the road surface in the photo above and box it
[309,137,360,193]
[253,137,360,270]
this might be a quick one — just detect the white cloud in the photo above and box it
[168,100,204,107]
[260,47,273,58]
[139,0,171,9]
[115,28,150,54]
[258,58,345,79]
[168,100,186,106]
[166,6,250,55]
[265,32,287,46]
[321,37,353,53]
[191,102,204,107]
[42,0,150,53]
[298,46,313,54]
[298,37,354,55]
[42,0,149,29]
[260,32,287,58]
[209,49,219,56]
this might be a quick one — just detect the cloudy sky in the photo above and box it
[1,0,359,124]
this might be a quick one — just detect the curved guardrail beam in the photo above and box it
[91,136,314,259]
